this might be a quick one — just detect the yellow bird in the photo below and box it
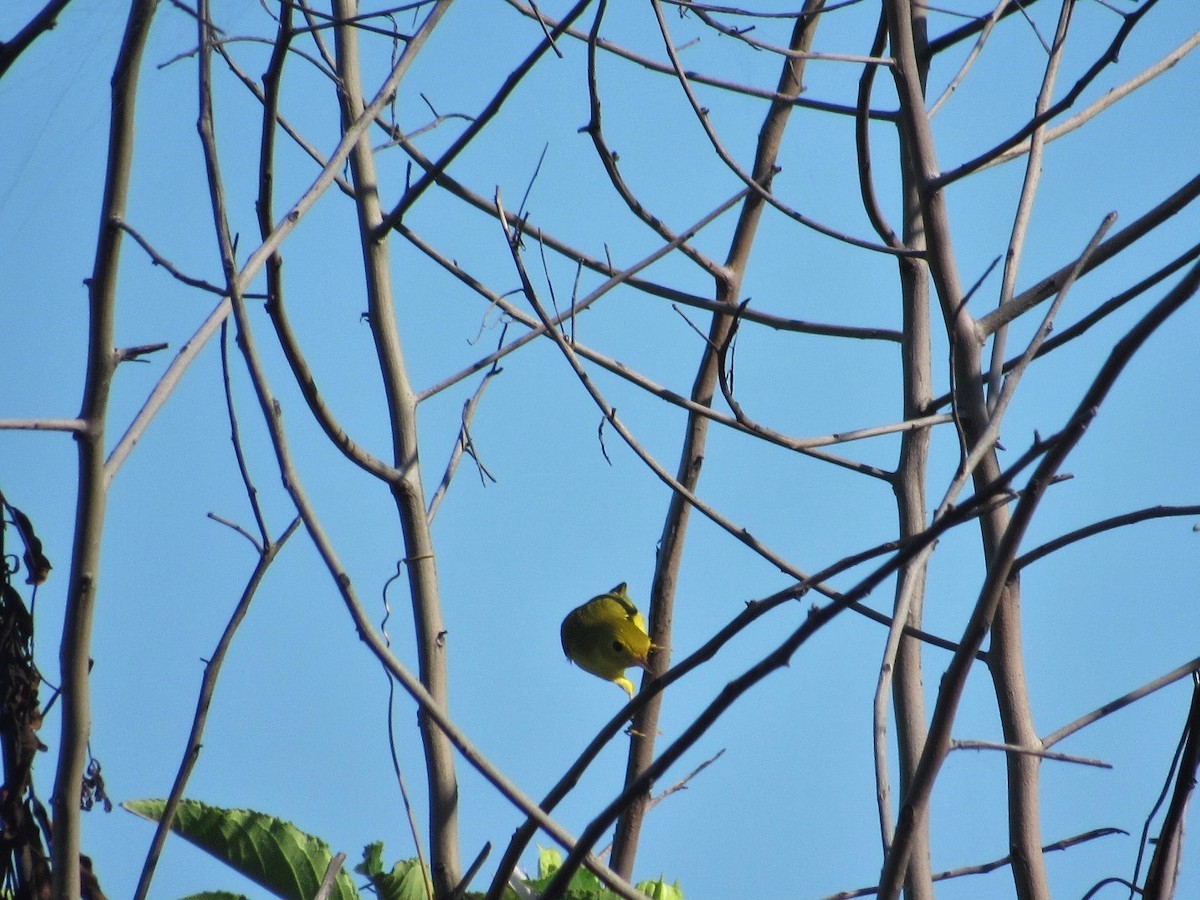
[560,583,653,698]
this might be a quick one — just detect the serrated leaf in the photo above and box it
[536,846,563,880]
[525,848,630,899]
[362,854,432,900]
[634,877,684,900]
[123,799,358,900]
[356,841,385,878]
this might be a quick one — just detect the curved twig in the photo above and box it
[583,0,727,279]
[505,0,899,119]
[933,0,1163,188]
[646,0,920,256]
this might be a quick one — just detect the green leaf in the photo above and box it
[123,799,358,900]
[634,877,684,900]
[179,893,252,900]
[355,847,431,900]
[536,846,563,880]
[356,841,385,879]
[523,848,622,899]
[521,848,685,899]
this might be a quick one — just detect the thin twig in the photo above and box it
[596,748,726,858]
[374,0,594,237]
[427,364,501,523]
[0,419,87,433]
[646,0,918,256]
[1141,677,1200,897]
[114,219,238,295]
[131,510,301,900]
[949,739,1110,769]
[507,0,897,119]
[979,31,1200,171]
[987,0,1076,409]
[927,0,1011,117]
[1042,656,1200,751]
[583,1,727,280]
[205,512,264,554]
[823,827,1123,899]
[103,17,428,487]
[1015,505,1200,572]
[219,321,268,543]
[933,0,1164,188]
[380,566,434,900]
[497,189,820,590]
[855,9,902,248]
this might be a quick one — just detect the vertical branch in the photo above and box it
[883,0,1055,896]
[1141,677,1200,898]
[877,260,1200,899]
[987,0,1075,406]
[50,2,159,898]
[330,2,461,895]
[609,0,826,879]
[878,6,935,893]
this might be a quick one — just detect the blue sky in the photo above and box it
[2,2,1200,898]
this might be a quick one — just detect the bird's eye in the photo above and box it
[612,640,625,653]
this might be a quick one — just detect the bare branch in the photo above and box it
[582,3,727,280]
[933,0,1164,188]
[937,213,1115,513]
[926,0,1010,118]
[646,0,919,256]
[1042,657,1200,751]
[0,0,74,78]
[426,365,501,523]
[204,512,264,554]
[1015,505,1200,573]
[987,0,1076,409]
[131,517,301,900]
[496,189,820,599]
[879,258,1200,898]
[949,739,1111,769]
[331,2,461,889]
[980,31,1200,172]
[824,827,1123,899]
[925,0,1043,57]
[51,4,157,895]
[1142,679,1200,898]
[978,173,1200,339]
[374,0,594,237]
[102,0,437,487]
[0,419,87,433]
[506,0,899,119]
[114,219,232,295]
